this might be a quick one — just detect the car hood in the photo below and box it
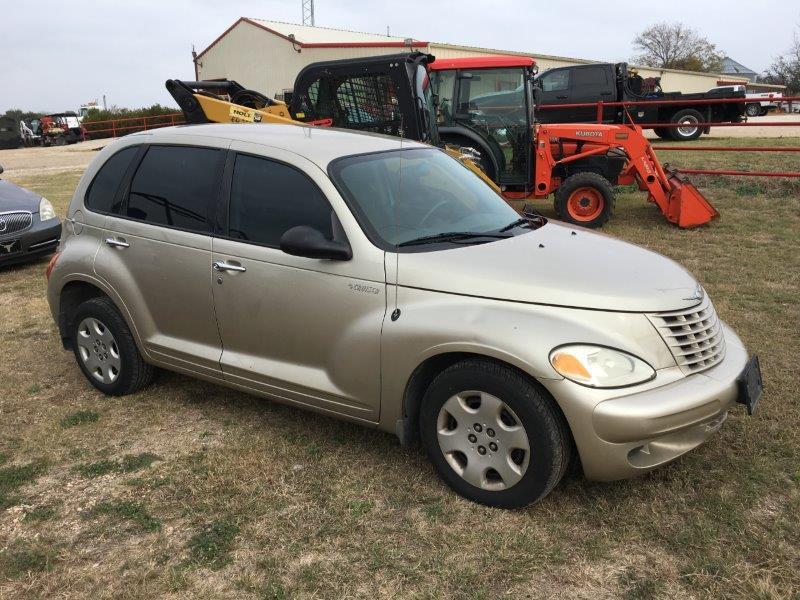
[396,221,702,312]
[0,179,41,213]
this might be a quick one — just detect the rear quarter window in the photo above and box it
[84,146,139,214]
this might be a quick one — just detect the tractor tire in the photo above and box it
[554,172,615,229]
[668,109,704,141]
[745,103,761,117]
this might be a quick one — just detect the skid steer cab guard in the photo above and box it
[290,52,438,145]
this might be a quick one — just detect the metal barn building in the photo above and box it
[193,18,748,98]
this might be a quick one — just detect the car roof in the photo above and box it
[429,55,535,70]
[130,123,428,168]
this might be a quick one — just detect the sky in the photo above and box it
[2,0,798,113]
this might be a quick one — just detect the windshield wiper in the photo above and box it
[498,212,548,232]
[397,231,511,247]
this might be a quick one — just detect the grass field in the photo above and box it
[1,138,798,599]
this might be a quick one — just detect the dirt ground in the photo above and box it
[0,113,798,171]
[644,113,800,139]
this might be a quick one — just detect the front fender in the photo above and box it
[377,286,674,434]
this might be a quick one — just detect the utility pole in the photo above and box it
[302,0,314,26]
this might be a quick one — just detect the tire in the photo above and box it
[745,103,761,117]
[553,172,615,228]
[70,297,155,396]
[759,107,769,117]
[653,127,670,139]
[668,109,704,141]
[419,359,571,508]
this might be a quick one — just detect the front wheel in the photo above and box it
[553,172,615,228]
[419,359,571,508]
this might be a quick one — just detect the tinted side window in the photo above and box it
[85,147,138,213]
[126,145,222,233]
[228,154,333,247]
[572,67,608,88]
[541,70,570,92]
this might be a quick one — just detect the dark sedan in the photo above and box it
[0,164,62,266]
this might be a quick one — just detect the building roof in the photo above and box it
[721,57,758,77]
[196,18,426,59]
[132,123,425,168]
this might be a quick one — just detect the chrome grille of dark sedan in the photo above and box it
[647,294,726,375]
[0,212,33,237]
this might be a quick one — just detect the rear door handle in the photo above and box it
[213,260,246,273]
[556,95,568,100]
[104,237,129,249]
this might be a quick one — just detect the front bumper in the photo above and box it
[0,216,62,266]
[542,322,751,481]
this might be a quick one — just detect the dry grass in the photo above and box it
[0,139,798,598]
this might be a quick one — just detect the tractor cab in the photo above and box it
[428,57,538,191]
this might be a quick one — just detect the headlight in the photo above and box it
[549,345,655,388]
[39,197,56,221]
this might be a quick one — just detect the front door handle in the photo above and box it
[213,260,246,273]
[105,237,129,249]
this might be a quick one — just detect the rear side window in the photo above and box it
[126,145,222,233]
[227,154,333,247]
[572,66,608,88]
[85,146,138,213]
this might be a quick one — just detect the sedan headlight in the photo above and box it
[39,197,57,221]
[549,345,655,388]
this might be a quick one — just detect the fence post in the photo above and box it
[112,120,116,138]
[596,101,603,123]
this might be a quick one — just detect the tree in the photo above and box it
[2,108,43,123]
[762,28,800,94]
[632,22,724,72]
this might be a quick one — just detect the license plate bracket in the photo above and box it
[737,355,763,416]
[0,239,21,256]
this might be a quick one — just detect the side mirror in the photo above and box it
[280,225,352,261]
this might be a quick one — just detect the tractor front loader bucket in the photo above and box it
[661,165,719,228]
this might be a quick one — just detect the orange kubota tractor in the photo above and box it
[167,52,717,229]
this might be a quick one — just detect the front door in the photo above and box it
[211,145,385,421]
[94,143,226,378]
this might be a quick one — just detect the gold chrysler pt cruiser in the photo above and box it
[46,124,762,508]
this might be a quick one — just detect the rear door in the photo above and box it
[535,67,572,123]
[210,142,385,421]
[94,142,227,379]
[568,65,616,123]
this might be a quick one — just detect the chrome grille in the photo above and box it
[0,212,33,237]
[647,294,726,375]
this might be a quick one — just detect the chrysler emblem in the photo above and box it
[0,217,6,233]
[683,285,704,302]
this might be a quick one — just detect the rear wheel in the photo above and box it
[668,109,704,141]
[759,107,769,117]
[554,172,615,228]
[653,127,670,139]
[745,103,761,117]
[419,359,571,508]
[71,297,155,396]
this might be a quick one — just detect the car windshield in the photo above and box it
[330,147,529,249]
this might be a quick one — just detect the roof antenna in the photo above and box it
[391,88,404,322]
